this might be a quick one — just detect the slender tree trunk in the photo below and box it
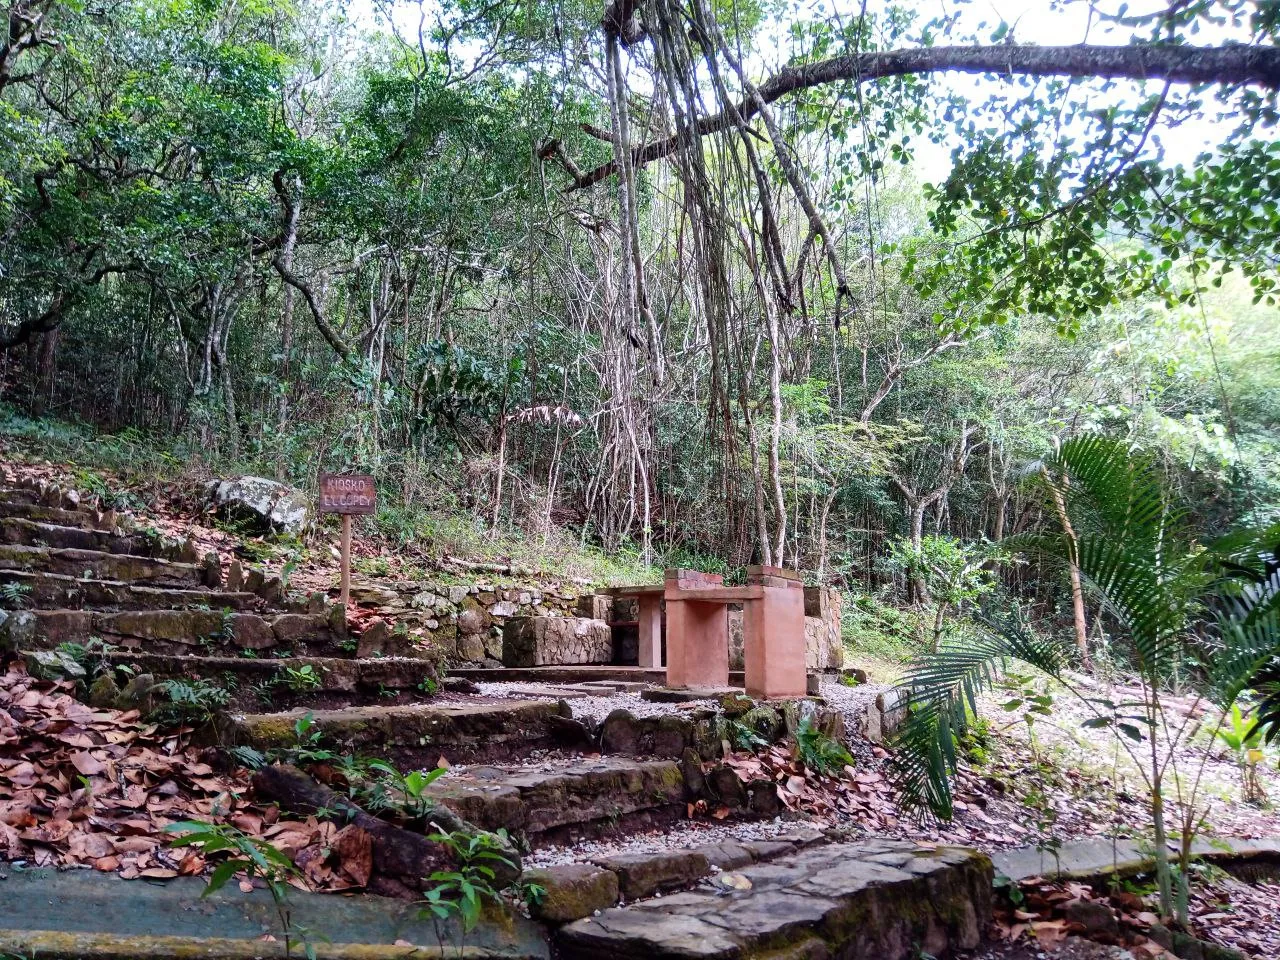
[1044,467,1092,669]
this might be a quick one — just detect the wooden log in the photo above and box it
[251,763,521,888]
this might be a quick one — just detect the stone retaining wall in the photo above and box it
[350,580,587,665]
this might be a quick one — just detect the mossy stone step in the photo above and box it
[98,650,435,693]
[227,699,566,764]
[424,757,687,845]
[556,840,992,960]
[0,864,550,959]
[0,517,156,556]
[28,608,342,653]
[0,499,112,530]
[0,543,204,586]
[0,487,48,507]
[0,569,259,611]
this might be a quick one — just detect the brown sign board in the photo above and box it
[319,473,376,515]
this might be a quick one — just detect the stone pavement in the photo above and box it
[556,839,993,960]
[991,835,1280,882]
[0,865,550,959]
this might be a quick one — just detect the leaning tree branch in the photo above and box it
[564,42,1280,190]
[270,170,351,361]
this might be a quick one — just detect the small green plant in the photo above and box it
[0,581,32,608]
[418,677,439,696]
[838,673,861,688]
[166,820,317,958]
[419,828,517,933]
[275,712,339,765]
[795,716,854,777]
[150,678,230,728]
[726,718,769,752]
[1213,704,1267,804]
[280,664,323,692]
[359,760,448,820]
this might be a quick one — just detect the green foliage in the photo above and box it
[150,678,230,728]
[419,829,518,933]
[356,760,448,821]
[279,664,323,693]
[0,582,32,609]
[794,717,854,777]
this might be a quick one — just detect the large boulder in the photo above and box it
[502,616,612,667]
[205,477,310,536]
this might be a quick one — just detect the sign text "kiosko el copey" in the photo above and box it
[318,474,376,515]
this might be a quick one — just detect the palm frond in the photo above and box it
[1045,435,1173,544]
[889,604,1068,820]
[1073,535,1187,667]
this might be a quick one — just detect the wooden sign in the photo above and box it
[319,473,376,515]
[319,473,376,608]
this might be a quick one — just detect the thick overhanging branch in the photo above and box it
[565,42,1280,190]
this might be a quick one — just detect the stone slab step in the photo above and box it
[0,486,47,507]
[0,863,549,959]
[991,835,1280,884]
[0,499,113,530]
[425,756,686,846]
[556,839,992,960]
[0,569,259,611]
[227,699,569,765]
[452,666,751,686]
[27,608,341,653]
[0,543,204,586]
[99,650,436,693]
[0,516,154,556]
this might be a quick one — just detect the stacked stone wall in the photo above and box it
[350,581,587,665]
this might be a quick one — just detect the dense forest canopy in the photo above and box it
[1,0,1277,601]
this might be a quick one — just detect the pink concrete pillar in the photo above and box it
[743,585,807,699]
[637,594,663,668]
[665,599,729,689]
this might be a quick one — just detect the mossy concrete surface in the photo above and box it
[991,835,1280,884]
[0,865,549,959]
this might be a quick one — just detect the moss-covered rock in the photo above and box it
[525,864,619,923]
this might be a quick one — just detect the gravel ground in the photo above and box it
[470,681,696,721]
[521,816,822,869]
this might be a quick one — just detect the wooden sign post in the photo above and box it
[318,473,376,608]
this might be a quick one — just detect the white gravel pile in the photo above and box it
[471,681,722,722]
[816,676,886,734]
[522,816,819,868]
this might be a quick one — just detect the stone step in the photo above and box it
[0,864,550,960]
[555,840,992,960]
[0,486,48,507]
[0,569,259,611]
[0,516,156,556]
[97,650,437,697]
[425,756,687,846]
[0,498,113,530]
[452,666,672,684]
[0,543,205,587]
[26,607,342,654]
[226,699,572,766]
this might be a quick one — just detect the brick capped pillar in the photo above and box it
[743,566,807,699]
[663,569,729,689]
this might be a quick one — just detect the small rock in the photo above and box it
[1063,898,1119,939]
[525,864,619,923]
[24,649,86,682]
[118,673,159,713]
[88,672,122,708]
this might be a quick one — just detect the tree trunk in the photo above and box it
[1043,467,1091,669]
[251,764,520,889]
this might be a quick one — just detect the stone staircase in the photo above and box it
[0,474,996,959]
